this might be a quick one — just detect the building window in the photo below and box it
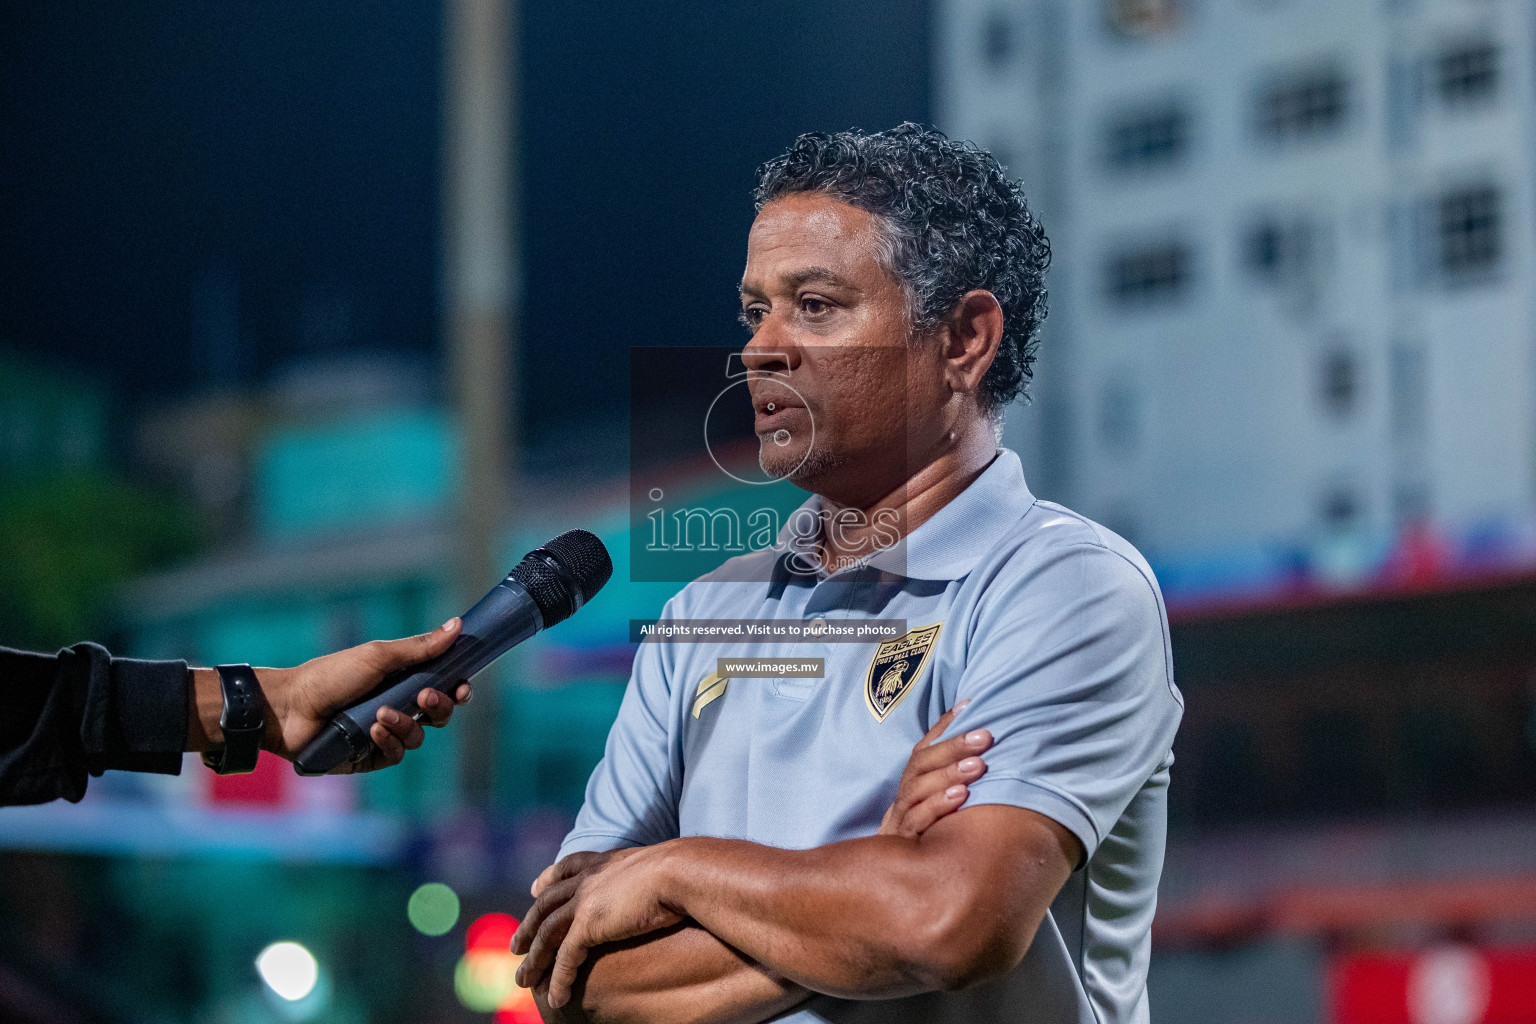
[1104,0,1180,39]
[1318,348,1358,419]
[1436,40,1499,106]
[981,10,1016,70]
[1321,487,1359,528]
[1437,184,1501,279]
[1255,65,1349,140]
[1243,216,1314,283]
[1104,242,1191,305]
[1105,102,1189,170]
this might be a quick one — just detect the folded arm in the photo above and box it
[531,924,806,1024]
[527,802,1079,1009]
[519,707,995,1022]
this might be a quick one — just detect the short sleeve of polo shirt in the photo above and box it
[946,540,1182,861]
[558,621,684,859]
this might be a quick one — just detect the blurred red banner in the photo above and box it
[1332,946,1536,1024]
[207,750,289,806]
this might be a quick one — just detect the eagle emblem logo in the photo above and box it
[864,623,942,722]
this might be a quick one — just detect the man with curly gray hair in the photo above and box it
[515,124,1182,1024]
[755,122,1052,413]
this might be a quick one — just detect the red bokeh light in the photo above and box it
[466,912,519,953]
[495,988,541,1024]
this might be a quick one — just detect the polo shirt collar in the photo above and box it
[774,448,1036,582]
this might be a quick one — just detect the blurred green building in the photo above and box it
[0,350,198,651]
[0,350,108,477]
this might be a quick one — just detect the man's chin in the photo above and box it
[758,438,831,484]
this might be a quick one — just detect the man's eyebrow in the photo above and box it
[738,266,859,297]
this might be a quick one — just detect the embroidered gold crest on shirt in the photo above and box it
[864,623,942,722]
[691,670,728,718]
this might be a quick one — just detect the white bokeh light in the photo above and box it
[256,941,319,1002]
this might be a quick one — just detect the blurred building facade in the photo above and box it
[939,2,1536,1021]
[943,0,1536,604]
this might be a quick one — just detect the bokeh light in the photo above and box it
[255,941,319,1002]
[407,881,461,936]
[455,913,531,1015]
[466,911,519,951]
[455,949,522,1012]
[495,987,541,1024]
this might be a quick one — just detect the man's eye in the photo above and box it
[802,298,829,315]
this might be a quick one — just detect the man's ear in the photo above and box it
[942,290,1005,398]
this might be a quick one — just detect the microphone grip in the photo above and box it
[292,580,545,775]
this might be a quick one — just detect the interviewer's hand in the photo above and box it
[266,618,471,772]
[190,618,472,773]
[878,701,991,838]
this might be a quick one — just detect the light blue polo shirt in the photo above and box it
[560,448,1184,1024]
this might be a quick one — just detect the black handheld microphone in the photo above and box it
[293,529,613,776]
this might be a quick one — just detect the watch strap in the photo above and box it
[201,664,265,775]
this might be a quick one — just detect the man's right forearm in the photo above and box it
[535,922,807,1024]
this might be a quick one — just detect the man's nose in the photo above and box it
[741,326,800,378]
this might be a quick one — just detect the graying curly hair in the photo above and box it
[754,123,1051,409]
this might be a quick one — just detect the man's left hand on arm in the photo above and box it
[515,846,684,998]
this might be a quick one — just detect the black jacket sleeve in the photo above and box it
[0,644,190,806]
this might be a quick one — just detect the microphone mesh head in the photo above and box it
[510,529,613,626]
[542,529,614,603]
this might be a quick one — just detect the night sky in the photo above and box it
[0,0,929,445]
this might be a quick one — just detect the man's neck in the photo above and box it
[817,413,998,573]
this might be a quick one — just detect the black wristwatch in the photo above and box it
[201,664,266,775]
